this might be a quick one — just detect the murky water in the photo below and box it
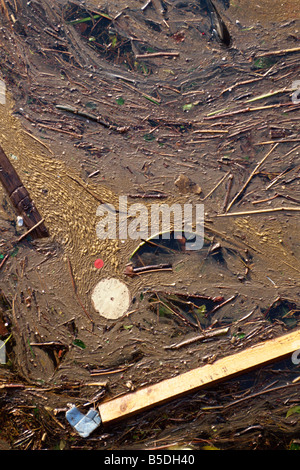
[229,0,299,24]
[0,0,299,449]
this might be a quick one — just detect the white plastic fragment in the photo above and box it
[91,278,130,320]
[0,80,6,105]
[0,340,6,364]
[66,405,101,438]
[17,216,24,227]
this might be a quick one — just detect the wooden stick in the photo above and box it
[98,329,300,424]
[0,144,48,238]
[226,144,278,212]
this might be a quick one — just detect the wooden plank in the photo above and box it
[0,144,48,238]
[99,329,300,424]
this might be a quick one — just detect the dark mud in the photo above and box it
[0,0,299,450]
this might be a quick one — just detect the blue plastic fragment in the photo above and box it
[66,406,101,438]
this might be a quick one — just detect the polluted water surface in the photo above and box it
[0,0,299,450]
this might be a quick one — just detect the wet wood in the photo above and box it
[99,329,300,423]
[0,144,48,238]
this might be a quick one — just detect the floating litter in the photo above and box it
[0,340,6,364]
[91,278,130,319]
[66,405,101,438]
[17,216,24,227]
[94,258,104,269]
[0,80,6,105]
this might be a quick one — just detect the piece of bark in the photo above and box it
[0,145,48,238]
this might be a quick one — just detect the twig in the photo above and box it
[21,129,53,154]
[208,294,236,315]
[226,144,279,212]
[255,138,300,145]
[252,194,278,205]
[141,0,152,11]
[16,218,46,242]
[124,263,172,277]
[128,193,168,199]
[217,206,300,217]
[87,170,100,178]
[253,193,300,205]
[281,260,300,274]
[204,103,298,120]
[122,82,161,105]
[235,308,257,324]
[245,88,291,103]
[224,382,300,409]
[135,52,179,59]
[0,254,9,270]
[266,167,293,190]
[220,77,263,95]
[192,129,228,134]
[67,257,94,324]
[255,46,300,57]
[222,174,233,212]
[155,296,196,328]
[201,171,230,201]
[56,105,129,133]
[164,326,229,350]
[37,122,83,138]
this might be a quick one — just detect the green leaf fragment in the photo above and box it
[72,339,86,349]
[68,13,112,25]
[253,57,275,70]
[194,305,207,318]
[286,405,300,418]
[183,103,194,111]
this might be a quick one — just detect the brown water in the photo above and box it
[229,0,299,24]
[0,0,299,450]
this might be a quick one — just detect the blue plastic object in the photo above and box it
[66,406,101,438]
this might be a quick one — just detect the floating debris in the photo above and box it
[0,79,6,105]
[0,340,6,364]
[204,0,231,46]
[148,290,232,329]
[91,278,131,320]
[263,297,300,329]
[66,406,101,438]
